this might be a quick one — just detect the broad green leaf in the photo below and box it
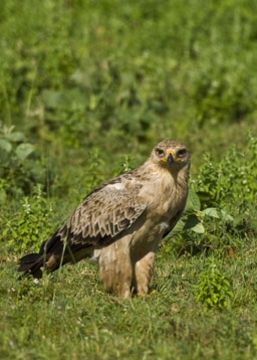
[183,214,200,230]
[221,210,233,222]
[0,139,12,153]
[186,189,201,211]
[172,218,185,233]
[203,208,219,218]
[5,131,25,142]
[191,222,205,234]
[16,143,34,160]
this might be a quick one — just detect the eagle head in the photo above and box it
[151,139,190,170]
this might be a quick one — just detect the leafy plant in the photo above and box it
[2,185,53,253]
[0,121,56,199]
[174,189,233,236]
[0,124,34,159]
[163,188,234,256]
[0,124,31,197]
[195,262,233,310]
[194,133,257,211]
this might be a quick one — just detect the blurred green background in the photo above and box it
[1,0,256,178]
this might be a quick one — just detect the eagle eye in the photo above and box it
[177,148,187,157]
[155,148,165,157]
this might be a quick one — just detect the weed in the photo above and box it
[2,185,53,253]
[195,262,233,310]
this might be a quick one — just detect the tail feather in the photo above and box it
[18,253,43,279]
[18,229,93,279]
[18,231,63,279]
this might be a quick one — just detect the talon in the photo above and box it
[137,290,157,297]
[150,289,157,295]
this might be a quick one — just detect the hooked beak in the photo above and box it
[167,153,174,165]
[160,149,176,165]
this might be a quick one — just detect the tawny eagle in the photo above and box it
[19,139,191,297]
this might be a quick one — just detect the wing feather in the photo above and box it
[56,178,146,249]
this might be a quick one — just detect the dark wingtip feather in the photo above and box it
[18,253,43,278]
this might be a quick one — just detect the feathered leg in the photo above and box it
[97,238,132,298]
[134,251,155,295]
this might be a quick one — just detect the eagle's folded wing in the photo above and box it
[55,181,146,249]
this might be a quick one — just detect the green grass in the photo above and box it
[1,240,257,360]
[0,0,257,358]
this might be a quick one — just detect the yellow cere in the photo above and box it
[166,149,176,157]
[160,149,183,163]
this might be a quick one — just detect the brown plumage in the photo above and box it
[18,139,191,297]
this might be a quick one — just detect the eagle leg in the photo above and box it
[97,240,132,298]
[133,251,155,295]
